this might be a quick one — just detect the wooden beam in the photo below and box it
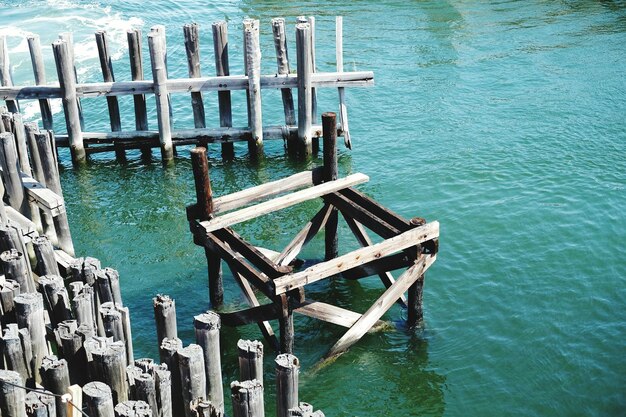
[213,170,315,214]
[275,204,333,267]
[326,254,437,357]
[199,173,368,233]
[340,252,414,280]
[324,192,400,238]
[274,221,439,294]
[219,303,279,327]
[294,300,387,331]
[339,187,413,232]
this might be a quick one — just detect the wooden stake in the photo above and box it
[211,21,234,160]
[83,381,115,417]
[40,355,70,417]
[295,23,312,157]
[27,35,53,130]
[1,249,34,294]
[153,294,177,348]
[237,339,263,385]
[183,23,206,130]
[322,112,338,260]
[230,379,264,417]
[177,344,207,417]
[243,20,263,158]
[335,17,351,149]
[194,312,223,414]
[275,353,299,417]
[147,32,173,161]
[51,40,85,163]
[271,19,296,127]
[14,292,48,384]
[0,132,30,216]
[0,36,19,113]
[0,369,26,417]
[159,337,183,416]
[32,236,61,277]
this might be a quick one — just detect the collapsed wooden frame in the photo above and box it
[187,113,439,357]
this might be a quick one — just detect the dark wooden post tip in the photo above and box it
[190,147,213,221]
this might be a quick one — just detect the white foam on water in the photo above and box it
[20,99,63,122]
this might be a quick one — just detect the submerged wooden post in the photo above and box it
[52,40,85,163]
[194,312,223,415]
[295,23,313,157]
[243,19,263,158]
[0,36,19,113]
[27,35,53,130]
[0,370,26,417]
[231,380,264,417]
[271,18,296,128]
[153,294,177,347]
[176,344,206,417]
[190,147,223,306]
[275,354,299,417]
[237,339,263,385]
[183,23,206,131]
[40,355,71,417]
[95,30,123,160]
[407,218,427,327]
[147,32,173,162]
[322,112,338,260]
[14,292,48,384]
[83,381,115,417]
[212,21,234,160]
[0,133,30,216]
[126,28,150,157]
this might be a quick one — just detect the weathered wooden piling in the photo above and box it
[14,292,48,383]
[243,19,263,158]
[177,344,207,417]
[8,113,33,177]
[100,302,125,342]
[25,390,57,417]
[0,279,21,325]
[127,366,158,417]
[39,275,71,325]
[23,122,44,183]
[279,294,295,354]
[271,18,296,127]
[83,381,115,417]
[88,340,129,404]
[231,379,264,417]
[1,249,34,293]
[0,132,30,216]
[0,36,19,113]
[70,284,97,332]
[190,398,219,417]
[51,40,85,163]
[69,257,101,285]
[0,369,27,417]
[95,268,123,305]
[115,400,152,417]
[194,312,223,414]
[126,28,150,157]
[153,294,177,347]
[147,31,173,161]
[159,337,183,416]
[55,320,89,386]
[275,354,299,417]
[27,35,53,130]
[335,17,351,149]
[295,23,313,156]
[237,339,263,385]
[322,112,338,260]
[212,21,234,159]
[288,403,325,417]
[1,324,33,385]
[40,355,71,417]
[183,23,206,130]
[32,236,61,277]
[57,33,84,131]
[134,359,172,417]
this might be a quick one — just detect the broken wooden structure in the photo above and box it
[0,17,371,163]
[188,112,439,357]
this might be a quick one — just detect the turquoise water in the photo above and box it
[2,1,625,416]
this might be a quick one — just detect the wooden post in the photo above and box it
[23,122,44,182]
[83,381,115,417]
[243,20,263,158]
[39,275,71,326]
[159,337,183,416]
[69,257,101,286]
[115,401,151,417]
[0,36,19,113]
[89,341,128,404]
[153,294,177,348]
[10,113,33,177]
[0,279,21,326]
[133,360,171,417]
[126,28,150,158]
[193,312,223,415]
[275,354,299,417]
[70,284,97,332]
[1,249,34,294]
[51,40,85,163]
[322,112,338,260]
[288,403,325,417]
[278,294,294,354]
[0,174,8,225]
[212,21,234,160]
[295,23,312,157]
[14,292,48,384]
[95,268,123,305]
[99,302,125,343]
[336,17,351,149]
[1,324,33,385]
[25,390,57,417]
[237,339,263,385]
[407,217,426,328]
[230,380,264,417]
[56,320,89,386]
[94,30,123,160]
[58,33,84,131]
[0,132,30,216]
[32,236,61,277]
[271,18,296,128]
[40,355,71,417]
[183,23,206,130]
[127,367,158,417]
[0,370,26,417]
[27,35,53,130]
[147,32,173,162]
[176,344,206,417]
[190,398,218,417]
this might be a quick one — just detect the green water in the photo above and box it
[2,1,625,415]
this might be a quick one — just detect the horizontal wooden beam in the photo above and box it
[219,303,279,327]
[21,173,65,215]
[325,192,400,238]
[199,173,369,233]
[294,300,387,331]
[273,221,439,294]
[338,187,413,232]
[213,170,317,214]
[0,71,374,100]
[341,251,414,280]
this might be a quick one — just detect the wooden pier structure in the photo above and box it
[188,112,439,356]
[0,17,372,163]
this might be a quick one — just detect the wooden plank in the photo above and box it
[275,203,333,267]
[294,300,387,330]
[325,191,400,238]
[54,249,76,277]
[274,221,439,294]
[326,254,436,357]
[213,170,314,214]
[20,172,64,213]
[220,303,279,327]
[343,215,407,307]
[341,251,414,281]
[199,173,369,233]
[6,206,36,237]
[339,187,412,231]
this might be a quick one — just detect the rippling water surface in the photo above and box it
[1,1,625,416]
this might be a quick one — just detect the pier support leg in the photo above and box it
[279,294,294,354]
[407,277,424,328]
[322,112,338,260]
